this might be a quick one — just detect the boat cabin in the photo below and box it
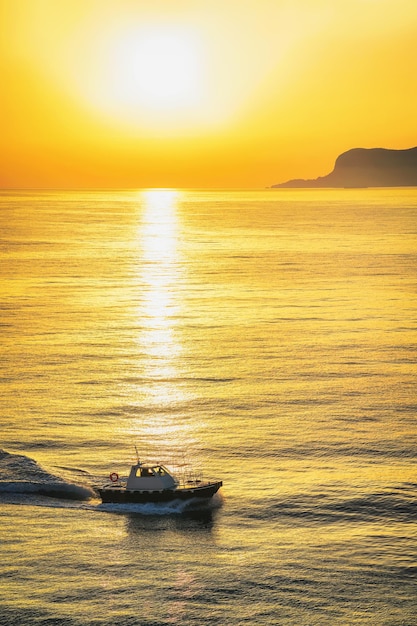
[126,462,177,491]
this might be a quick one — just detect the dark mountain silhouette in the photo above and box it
[272,146,417,188]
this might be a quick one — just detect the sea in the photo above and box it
[0,188,416,625]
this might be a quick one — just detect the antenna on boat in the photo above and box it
[134,445,141,465]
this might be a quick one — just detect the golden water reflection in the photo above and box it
[134,190,188,438]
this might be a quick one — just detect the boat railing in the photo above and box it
[174,467,204,488]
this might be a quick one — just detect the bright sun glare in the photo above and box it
[58,16,252,133]
[100,25,204,120]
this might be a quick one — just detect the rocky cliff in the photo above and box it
[273,147,417,188]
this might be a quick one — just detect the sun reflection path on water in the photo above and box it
[132,189,195,456]
[140,189,180,364]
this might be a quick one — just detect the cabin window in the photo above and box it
[140,468,154,477]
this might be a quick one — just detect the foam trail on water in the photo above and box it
[0,448,95,500]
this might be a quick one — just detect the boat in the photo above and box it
[98,456,222,504]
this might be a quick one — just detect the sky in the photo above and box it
[1,0,416,188]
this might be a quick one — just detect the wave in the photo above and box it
[0,480,94,500]
[249,487,417,525]
[0,449,95,501]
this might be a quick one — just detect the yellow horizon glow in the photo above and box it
[1,0,417,188]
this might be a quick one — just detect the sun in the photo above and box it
[90,24,205,123]
[116,28,201,110]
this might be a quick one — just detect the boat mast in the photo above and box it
[134,445,141,465]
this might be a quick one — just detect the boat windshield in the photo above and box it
[139,466,170,477]
[139,467,154,477]
[155,466,169,476]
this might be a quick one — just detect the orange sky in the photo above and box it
[1,0,416,188]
